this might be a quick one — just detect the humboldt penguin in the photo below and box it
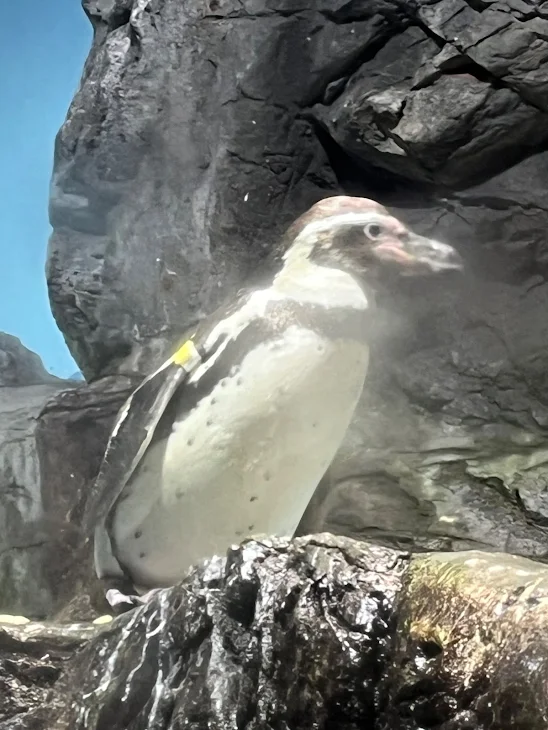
[83,195,463,606]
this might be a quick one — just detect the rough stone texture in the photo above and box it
[0,335,62,388]
[44,0,548,571]
[381,549,548,729]
[0,336,69,618]
[3,536,548,729]
[0,617,102,729]
[0,333,135,618]
[34,376,138,617]
[48,0,339,380]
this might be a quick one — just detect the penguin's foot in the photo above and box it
[105,588,143,609]
[105,587,164,611]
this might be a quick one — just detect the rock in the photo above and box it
[0,616,29,626]
[314,23,548,188]
[2,536,548,728]
[48,0,340,380]
[0,334,62,388]
[381,549,548,729]
[0,616,103,729]
[0,336,70,618]
[52,537,404,729]
[68,371,85,382]
[297,1,548,559]
[34,376,138,618]
[0,333,136,618]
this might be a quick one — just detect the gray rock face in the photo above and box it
[48,0,339,380]
[0,332,135,617]
[306,0,548,557]
[44,0,548,582]
[34,375,138,616]
[0,335,68,617]
[52,537,405,730]
[0,383,65,617]
[314,21,548,188]
[0,334,62,388]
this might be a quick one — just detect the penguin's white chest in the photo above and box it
[111,324,369,588]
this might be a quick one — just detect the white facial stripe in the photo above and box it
[289,211,397,254]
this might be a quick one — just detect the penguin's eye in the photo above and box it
[364,223,383,240]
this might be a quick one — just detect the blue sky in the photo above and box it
[0,2,92,377]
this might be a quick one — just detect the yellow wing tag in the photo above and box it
[171,339,202,372]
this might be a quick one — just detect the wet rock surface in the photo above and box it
[2,536,548,729]
[0,616,103,729]
[53,536,404,730]
[381,549,548,730]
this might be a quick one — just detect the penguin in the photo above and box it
[82,195,463,607]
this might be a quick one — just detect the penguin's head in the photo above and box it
[284,196,463,278]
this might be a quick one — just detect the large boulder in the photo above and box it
[48,0,341,380]
[3,536,548,729]
[299,0,548,555]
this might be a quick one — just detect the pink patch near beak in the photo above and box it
[373,242,416,265]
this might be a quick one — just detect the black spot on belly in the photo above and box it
[236,377,243,386]
[187,438,194,446]
[250,496,258,502]
[139,552,146,559]
[312,422,318,428]
[176,490,184,499]
[264,471,271,482]
[206,418,213,426]
[134,530,142,539]
[248,524,254,531]
[211,397,217,405]
[236,530,243,537]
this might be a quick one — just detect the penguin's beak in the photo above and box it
[371,233,464,274]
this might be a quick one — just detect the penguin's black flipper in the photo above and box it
[82,341,202,538]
